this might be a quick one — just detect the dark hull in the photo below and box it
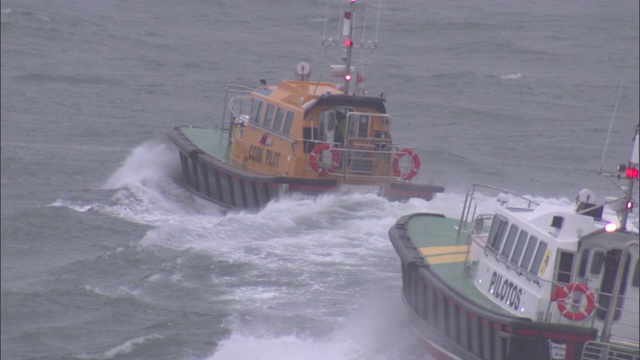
[384,181,443,202]
[389,213,599,360]
[168,127,338,210]
[168,126,444,210]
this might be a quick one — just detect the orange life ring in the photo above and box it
[309,143,341,175]
[393,148,421,180]
[553,283,596,321]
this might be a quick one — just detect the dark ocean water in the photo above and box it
[1,1,638,359]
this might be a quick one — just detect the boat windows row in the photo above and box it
[251,98,295,136]
[486,215,548,277]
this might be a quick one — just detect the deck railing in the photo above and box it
[222,85,255,132]
[304,139,419,182]
[458,184,540,235]
[581,340,640,360]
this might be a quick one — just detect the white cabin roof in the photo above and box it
[497,203,606,251]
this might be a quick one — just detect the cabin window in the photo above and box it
[578,249,590,277]
[486,215,501,246]
[500,225,519,259]
[556,251,574,284]
[273,107,285,131]
[632,259,639,288]
[303,127,319,153]
[510,230,529,265]
[529,241,548,275]
[519,236,538,271]
[590,250,606,275]
[263,103,275,128]
[336,108,352,141]
[251,99,264,123]
[357,115,369,137]
[283,111,295,135]
[487,216,508,252]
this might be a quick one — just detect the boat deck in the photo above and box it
[404,214,511,315]
[179,126,231,160]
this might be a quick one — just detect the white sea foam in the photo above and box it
[48,199,94,212]
[102,140,178,190]
[48,140,224,224]
[75,334,163,360]
[206,292,422,360]
[499,73,522,80]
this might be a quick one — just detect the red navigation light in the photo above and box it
[626,167,639,179]
[344,39,353,47]
[344,74,352,81]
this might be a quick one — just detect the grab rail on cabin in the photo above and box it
[222,85,255,132]
[458,184,540,235]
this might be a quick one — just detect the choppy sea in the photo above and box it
[1,1,638,359]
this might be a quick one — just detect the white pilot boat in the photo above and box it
[389,124,639,360]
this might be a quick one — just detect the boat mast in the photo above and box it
[342,0,355,94]
[619,124,639,230]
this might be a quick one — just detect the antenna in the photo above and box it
[342,0,355,94]
[599,81,624,174]
[321,0,379,94]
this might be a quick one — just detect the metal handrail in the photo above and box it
[581,340,639,360]
[222,85,255,131]
[303,139,419,181]
[458,184,540,235]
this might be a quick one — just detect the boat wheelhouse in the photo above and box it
[389,125,640,360]
[168,0,444,210]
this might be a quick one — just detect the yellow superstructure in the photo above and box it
[228,79,405,183]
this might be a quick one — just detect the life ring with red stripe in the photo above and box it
[309,143,341,175]
[552,283,596,321]
[393,148,421,180]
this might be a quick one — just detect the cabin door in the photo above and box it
[319,110,336,144]
[583,249,606,295]
[606,247,639,341]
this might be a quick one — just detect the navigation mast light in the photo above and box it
[626,167,639,179]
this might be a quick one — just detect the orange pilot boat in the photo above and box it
[168,0,444,210]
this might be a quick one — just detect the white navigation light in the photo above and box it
[605,222,618,232]
[342,11,351,36]
[329,64,355,77]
